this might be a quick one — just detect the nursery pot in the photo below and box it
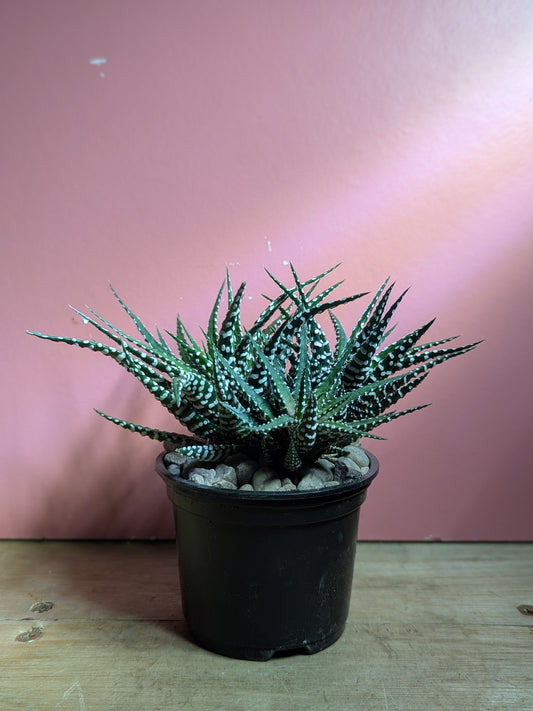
[156,451,378,661]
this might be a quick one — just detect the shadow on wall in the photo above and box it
[33,379,177,540]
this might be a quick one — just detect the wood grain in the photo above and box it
[2,542,532,710]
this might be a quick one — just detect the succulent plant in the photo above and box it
[28,264,479,476]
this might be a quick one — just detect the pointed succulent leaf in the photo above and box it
[210,349,232,404]
[70,305,145,351]
[248,290,291,336]
[317,368,422,421]
[329,310,347,359]
[166,329,210,376]
[176,443,240,463]
[342,284,403,388]
[291,324,310,410]
[296,368,312,419]
[232,336,256,378]
[172,376,184,408]
[409,334,461,354]
[283,436,302,472]
[294,391,318,455]
[316,420,381,440]
[218,401,257,428]
[376,340,481,382]
[259,435,278,461]
[314,332,359,399]
[118,343,180,412]
[286,263,354,319]
[302,262,344,299]
[207,280,226,345]
[254,414,295,434]
[310,291,368,319]
[248,336,296,416]
[218,281,246,362]
[349,371,430,420]
[350,404,431,433]
[71,303,181,379]
[307,317,334,386]
[175,405,218,440]
[167,317,212,376]
[215,350,275,420]
[217,402,254,440]
[370,319,437,378]
[109,285,165,354]
[27,331,124,359]
[176,370,218,416]
[346,276,390,345]
[261,263,342,326]
[225,267,233,304]
[155,327,176,360]
[94,410,200,446]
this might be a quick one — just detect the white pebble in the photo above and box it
[189,468,217,486]
[297,473,326,490]
[262,478,282,492]
[215,463,237,486]
[212,479,238,490]
[342,445,370,469]
[252,466,277,491]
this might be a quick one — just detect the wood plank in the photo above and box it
[3,621,532,710]
[0,541,181,621]
[352,542,533,626]
[1,542,532,711]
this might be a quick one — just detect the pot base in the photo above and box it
[192,625,345,661]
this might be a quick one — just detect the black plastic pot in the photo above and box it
[156,451,378,661]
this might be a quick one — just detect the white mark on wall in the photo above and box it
[282,260,289,266]
[265,237,272,252]
[62,681,86,711]
[89,57,107,78]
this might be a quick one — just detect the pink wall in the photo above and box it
[2,1,532,540]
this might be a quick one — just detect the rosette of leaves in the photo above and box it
[28,264,479,476]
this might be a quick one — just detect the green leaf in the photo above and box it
[283,437,302,472]
[207,280,226,345]
[294,391,318,454]
[248,336,296,417]
[215,350,275,420]
[218,401,256,433]
[329,310,347,359]
[94,410,200,446]
[175,369,218,416]
[317,421,381,440]
[308,317,333,386]
[350,404,431,432]
[175,443,239,463]
[254,414,295,434]
[291,324,310,412]
[218,281,246,361]
[109,285,163,354]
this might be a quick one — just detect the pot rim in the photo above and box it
[155,448,379,507]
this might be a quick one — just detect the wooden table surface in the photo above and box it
[2,541,532,711]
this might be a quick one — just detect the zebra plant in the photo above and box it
[28,264,479,478]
